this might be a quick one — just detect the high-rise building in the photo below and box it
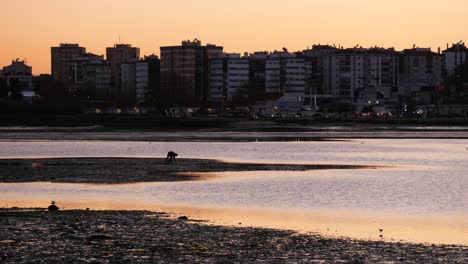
[208,53,250,103]
[248,52,268,100]
[135,62,148,104]
[265,55,281,95]
[208,58,225,102]
[160,40,223,107]
[302,45,339,106]
[51,43,86,82]
[324,48,368,103]
[142,54,160,103]
[93,63,112,99]
[120,56,159,106]
[245,51,308,100]
[70,53,105,84]
[303,46,400,110]
[106,44,140,104]
[120,62,137,105]
[277,55,306,98]
[58,53,108,97]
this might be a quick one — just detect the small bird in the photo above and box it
[47,201,59,212]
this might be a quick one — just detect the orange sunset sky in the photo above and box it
[2,0,467,75]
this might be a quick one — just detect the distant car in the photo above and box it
[103,108,122,114]
[377,111,392,117]
[249,114,259,120]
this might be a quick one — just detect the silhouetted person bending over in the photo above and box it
[166,151,178,163]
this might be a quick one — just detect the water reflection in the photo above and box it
[0,139,467,245]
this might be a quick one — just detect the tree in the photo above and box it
[33,78,81,114]
[449,62,468,85]
[38,79,67,101]
[0,78,8,98]
[448,62,468,104]
[0,78,23,100]
[8,79,23,100]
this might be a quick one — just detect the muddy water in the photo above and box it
[1,139,467,244]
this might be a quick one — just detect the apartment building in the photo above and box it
[51,43,86,82]
[208,53,250,103]
[160,40,223,106]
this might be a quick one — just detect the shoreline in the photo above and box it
[2,131,468,142]
[2,119,468,142]
[1,208,467,263]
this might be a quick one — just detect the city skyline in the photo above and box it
[2,0,467,75]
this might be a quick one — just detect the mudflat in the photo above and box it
[0,158,382,184]
[1,209,466,263]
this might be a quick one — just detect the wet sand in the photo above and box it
[1,208,466,263]
[0,158,382,184]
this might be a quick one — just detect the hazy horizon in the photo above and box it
[2,0,467,74]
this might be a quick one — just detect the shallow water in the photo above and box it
[1,139,467,244]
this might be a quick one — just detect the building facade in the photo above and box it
[443,42,468,76]
[120,56,159,106]
[208,53,250,103]
[135,61,149,103]
[106,44,140,104]
[301,46,401,110]
[93,63,112,99]
[64,53,107,96]
[399,48,443,105]
[143,54,161,103]
[2,59,34,98]
[160,40,223,107]
[51,43,86,82]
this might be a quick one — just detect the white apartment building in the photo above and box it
[367,50,399,101]
[265,51,306,99]
[321,48,399,109]
[443,42,468,76]
[136,62,149,103]
[119,59,151,105]
[121,63,136,103]
[208,59,224,101]
[324,49,367,102]
[265,59,281,94]
[283,58,306,98]
[209,53,249,102]
[94,64,112,98]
